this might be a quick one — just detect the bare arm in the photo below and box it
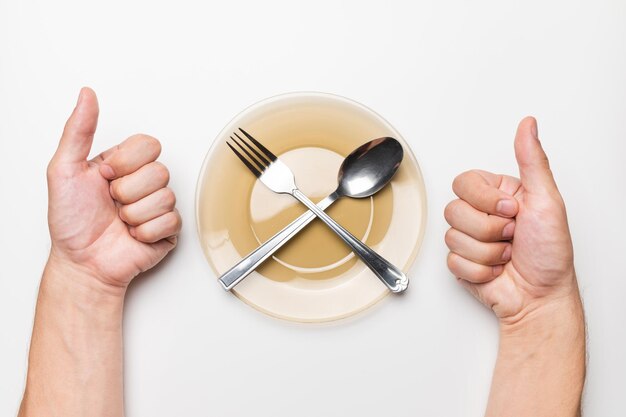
[445,117,585,417]
[19,88,182,417]
[488,296,585,417]
[19,261,126,416]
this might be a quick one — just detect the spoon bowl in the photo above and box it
[337,137,404,198]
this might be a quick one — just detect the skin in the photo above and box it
[17,90,583,416]
[444,117,586,416]
[18,87,181,417]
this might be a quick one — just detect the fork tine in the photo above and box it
[233,132,270,166]
[227,141,262,177]
[238,128,277,161]
[230,135,266,172]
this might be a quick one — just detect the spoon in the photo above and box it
[219,137,406,291]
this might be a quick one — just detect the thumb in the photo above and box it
[53,87,99,163]
[514,116,558,194]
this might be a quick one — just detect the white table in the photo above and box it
[1,1,624,416]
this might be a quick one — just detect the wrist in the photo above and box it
[497,290,586,367]
[487,299,585,417]
[44,252,127,308]
[489,291,586,417]
[499,281,584,337]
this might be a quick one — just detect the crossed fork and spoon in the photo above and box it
[220,128,409,293]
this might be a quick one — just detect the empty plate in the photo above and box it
[195,92,426,322]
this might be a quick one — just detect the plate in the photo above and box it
[195,92,427,322]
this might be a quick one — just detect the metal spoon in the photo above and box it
[219,137,406,291]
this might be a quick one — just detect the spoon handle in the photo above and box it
[291,189,408,293]
[218,193,340,291]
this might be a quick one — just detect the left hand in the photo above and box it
[46,87,182,290]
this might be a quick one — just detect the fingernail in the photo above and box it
[100,164,115,179]
[496,199,516,216]
[128,227,136,237]
[493,265,504,276]
[501,245,512,261]
[502,222,515,239]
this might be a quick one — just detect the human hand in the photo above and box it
[46,87,182,290]
[444,117,580,323]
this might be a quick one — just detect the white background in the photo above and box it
[1,1,625,416]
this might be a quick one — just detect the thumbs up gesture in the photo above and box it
[444,117,580,322]
[46,88,182,290]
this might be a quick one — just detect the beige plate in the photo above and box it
[195,93,427,322]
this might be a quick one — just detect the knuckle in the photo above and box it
[161,188,176,209]
[110,180,127,202]
[486,247,501,264]
[480,268,494,282]
[128,133,149,142]
[478,246,498,264]
[108,152,127,169]
[119,205,130,222]
[451,170,473,193]
[451,175,463,194]
[444,228,456,249]
[132,133,161,157]
[162,213,181,237]
[146,137,162,156]
[160,211,178,232]
[443,200,459,224]
[172,211,182,230]
[135,226,153,242]
[484,220,502,240]
[152,162,170,184]
[446,252,458,271]
[119,205,139,225]
[167,211,179,227]
[503,174,520,185]
[172,210,183,232]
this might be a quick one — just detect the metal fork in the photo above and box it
[227,128,408,293]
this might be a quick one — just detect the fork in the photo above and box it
[227,128,409,293]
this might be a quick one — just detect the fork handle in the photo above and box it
[218,193,340,291]
[291,189,408,293]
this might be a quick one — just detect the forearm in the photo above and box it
[486,294,586,417]
[19,257,126,417]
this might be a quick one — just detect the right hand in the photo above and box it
[444,117,580,323]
